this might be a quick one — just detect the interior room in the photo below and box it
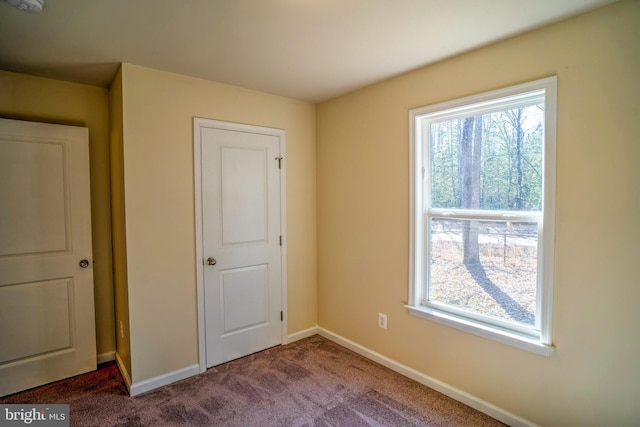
[0,0,638,425]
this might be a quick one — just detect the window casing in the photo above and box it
[408,78,556,355]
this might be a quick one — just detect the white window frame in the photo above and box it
[407,77,557,356]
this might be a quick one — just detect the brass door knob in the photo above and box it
[206,257,217,266]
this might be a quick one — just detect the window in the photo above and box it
[408,77,556,355]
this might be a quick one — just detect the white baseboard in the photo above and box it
[112,326,535,425]
[115,352,132,394]
[317,327,539,427]
[286,326,319,344]
[129,364,200,397]
[97,351,116,364]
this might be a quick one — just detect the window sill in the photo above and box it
[405,305,554,357]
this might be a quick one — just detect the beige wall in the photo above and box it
[0,70,115,358]
[108,67,132,378]
[118,63,317,383]
[316,1,640,425]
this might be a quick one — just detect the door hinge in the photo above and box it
[280,311,283,321]
[275,156,283,169]
[279,235,282,246]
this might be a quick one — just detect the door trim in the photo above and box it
[193,118,287,373]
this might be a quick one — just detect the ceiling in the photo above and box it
[0,0,618,103]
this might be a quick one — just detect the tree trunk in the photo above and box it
[515,108,524,210]
[460,117,473,209]
[460,116,481,264]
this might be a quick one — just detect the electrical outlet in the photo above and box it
[378,313,387,330]
[120,321,124,339]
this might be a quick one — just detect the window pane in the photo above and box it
[429,218,538,326]
[428,105,543,211]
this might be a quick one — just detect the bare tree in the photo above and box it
[505,108,525,210]
[460,115,483,264]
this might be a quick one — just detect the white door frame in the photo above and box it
[193,118,287,373]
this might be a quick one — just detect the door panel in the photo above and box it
[200,124,282,367]
[0,118,96,397]
[221,264,268,333]
[0,279,72,364]
[0,140,68,256]
[220,147,267,245]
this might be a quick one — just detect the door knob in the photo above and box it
[206,257,217,266]
[79,259,90,268]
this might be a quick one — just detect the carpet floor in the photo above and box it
[1,335,507,426]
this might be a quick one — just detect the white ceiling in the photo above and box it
[0,0,618,102]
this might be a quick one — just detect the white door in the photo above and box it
[196,120,284,368]
[0,118,96,397]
